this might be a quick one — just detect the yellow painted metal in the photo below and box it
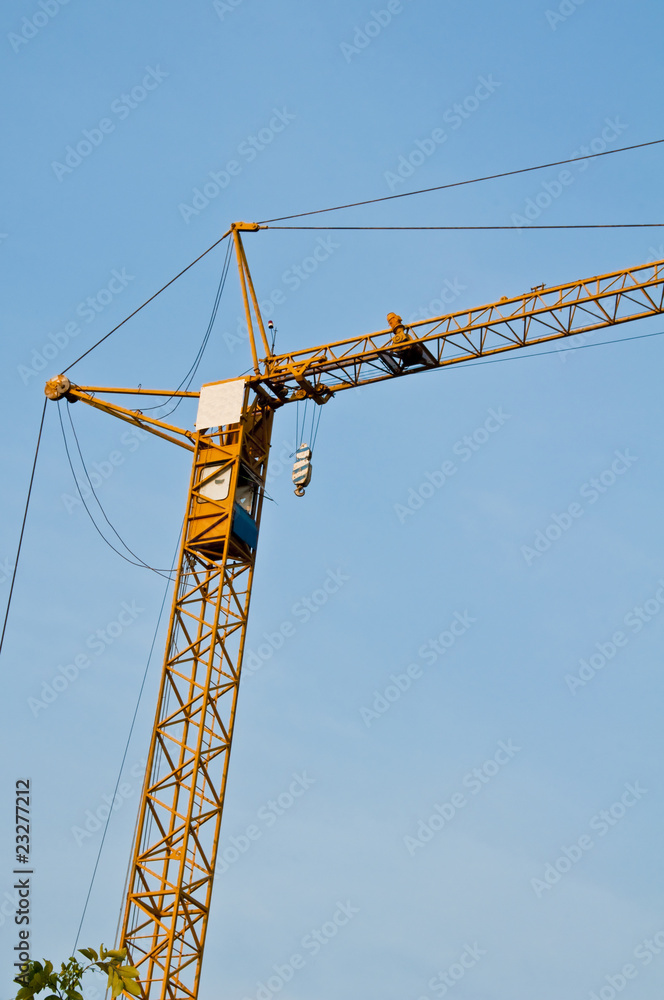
[119,386,273,1000]
[43,229,664,1000]
[44,375,194,451]
[231,226,272,371]
[71,387,200,398]
[232,226,272,361]
[255,257,664,399]
[52,384,195,452]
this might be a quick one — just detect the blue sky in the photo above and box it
[2,1,664,999]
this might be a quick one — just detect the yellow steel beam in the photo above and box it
[118,389,273,1000]
[254,257,664,399]
[44,377,195,452]
[74,387,200,398]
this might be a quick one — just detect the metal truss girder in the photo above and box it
[253,258,664,396]
[120,394,273,1000]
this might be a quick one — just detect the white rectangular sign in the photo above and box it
[195,379,246,431]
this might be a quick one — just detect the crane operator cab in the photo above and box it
[188,459,261,558]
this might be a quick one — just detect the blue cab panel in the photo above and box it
[232,503,258,549]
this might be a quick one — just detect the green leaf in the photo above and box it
[109,971,124,999]
[78,949,97,963]
[120,968,139,979]
[122,979,141,997]
[106,950,126,960]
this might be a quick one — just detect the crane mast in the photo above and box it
[119,391,272,1000]
[44,232,664,1000]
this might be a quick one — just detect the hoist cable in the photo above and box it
[258,138,664,223]
[441,326,664,371]
[62,229,232,373]
[311,406,323,454]
[0,400,47,659]
[54,141,664,376]
[65,407,175,578]
[265,223,664,231]
[58,406,175,578]
[165,239,233,400]
[142,240,234,417]
[72,533,180,953]
[301,399,309,445]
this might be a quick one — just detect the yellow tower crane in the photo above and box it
[44,223,664,1000]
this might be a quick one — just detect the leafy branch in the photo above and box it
[13,945,141,1000]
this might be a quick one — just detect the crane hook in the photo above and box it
[292,443,312,497]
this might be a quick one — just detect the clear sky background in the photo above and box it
[2,2,664,999]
